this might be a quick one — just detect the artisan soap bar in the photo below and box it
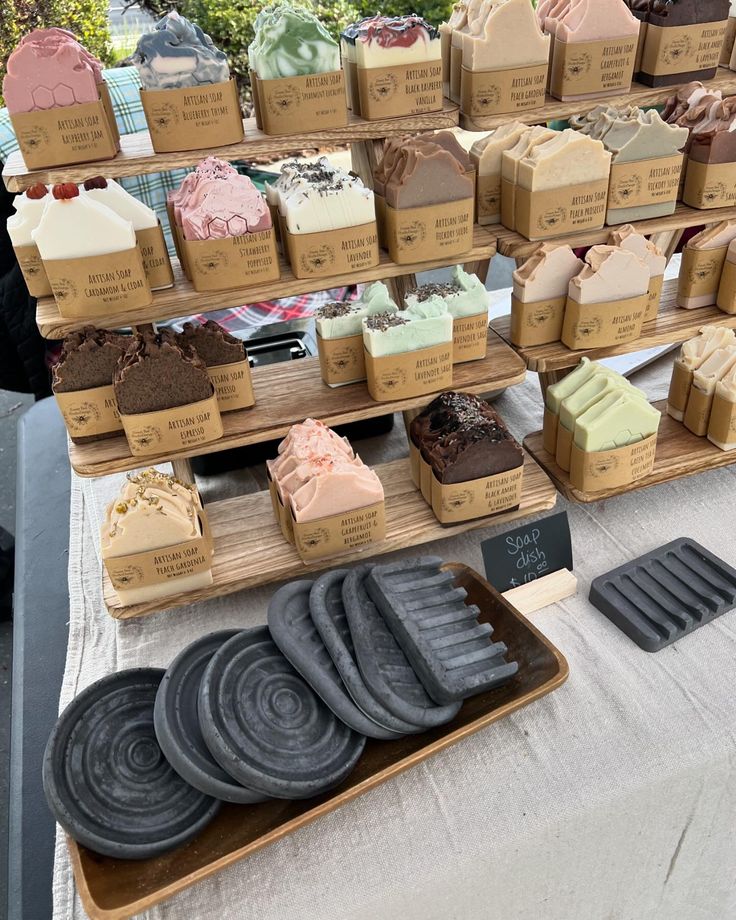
[354,14,441,67]
[513,243,584,301]
[3,28,102,113]
[640,0,729,87]
[101,468,212,605]
[517,129,611,191]
[568,244,650,303]
[470,122,530,222]
[82,177,159,230]
[668,325,736,419]
[179,170,271,241]
[573,389,660,451]
[546,355,599,413]
[178,319,246,365]
[271,157,374,234]
[555,0,640,40]
[315,283,398,339]
[559,370,647,432]
[362,300,453,357]
[33,183,136,259]
[461,0,550,69]
[405,267,489,319]
[376,136,474,209]
[608,225,666,278]
[7,183,50,247]
[133,11,229,89]
[678,221,736,307]
[692,346,736,393]
[249,2,339,78]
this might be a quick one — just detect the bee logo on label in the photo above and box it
[527,304,554,327]
[442,489,474,511]
[610,173,642,205]
[378,368,408,391]
[149,102,179,131]
[63,400,101,432]
[537,207,566,231]
[267,85,301,115]
[565,51,592,80]
[589,455,620,478]
[51,278,78,303]
[130,425,163,451]
[702,182,727,205]
[369,73,398,102]
[194,250,228,274]
[19,126,50,151]
[662,35,692,65]
[300,526,329,549]
[575,317,603,339]
[301,245,335,274]
[472,85,501,113]
[688,258,718,283]
[111,564,145,588]
[397,220,427,249]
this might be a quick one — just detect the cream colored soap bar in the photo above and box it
[517,129,611,191]
[471,122,529,174]
[573,390,660,451]
[715,363,736,400]
[692,346,736,394]
[679,325,736,369]
[608,226,666,277]
[462,0,549,70]
[513,243,583,301]
[501,126,557,183]
[568,245,649,304]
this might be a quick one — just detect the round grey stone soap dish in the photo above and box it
[154,630,268,804]
[43,668,221,860]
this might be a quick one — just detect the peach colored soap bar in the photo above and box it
[512,243,584,301]
[568,244,649,304]
[462,0,550,69]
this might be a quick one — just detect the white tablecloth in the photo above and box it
[53,357,736,920]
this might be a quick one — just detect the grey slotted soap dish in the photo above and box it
[589,538,736,651]
[366,557,519,704]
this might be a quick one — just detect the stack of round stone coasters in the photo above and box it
[44,557,518,859]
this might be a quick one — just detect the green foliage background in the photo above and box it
[1,0,113,106]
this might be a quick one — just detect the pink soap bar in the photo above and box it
[3,28,102,114]
[291,468,385,522]
[180,172,272,240]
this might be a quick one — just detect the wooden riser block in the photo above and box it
[67,329,526,478]
[494,201,736,261]
[491,280,736,373]
[104,453,557,619]
[2,104,460,192]
[523,399,736,504]
[35,229,497,339]
[502,568,577,615]
[459,67,736,133]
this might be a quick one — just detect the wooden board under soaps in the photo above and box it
[1,103,460,192]
[493,202,736,261]
[523,399,736,503]
[68,329,525,477]
[103,452,557,619]
[35,227,497,339]
[491,280,736,373]
[458,66,736,133]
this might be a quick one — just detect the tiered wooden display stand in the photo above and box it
[3,102,560,619]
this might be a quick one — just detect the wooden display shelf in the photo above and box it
[2,103,460,192]
[104,451,557,619]
[36,227,497,338]
[524,399,736,503]
[493,202,736,261]
[490,279,736,374]
[459,67,736,132]
[68,328,526,477]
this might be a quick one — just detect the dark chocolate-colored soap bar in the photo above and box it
[589,538,736,652]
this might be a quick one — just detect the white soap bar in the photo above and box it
[33,191,136,260]
[81,178,159,231]
[7,186,50,247]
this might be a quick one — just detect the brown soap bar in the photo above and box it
[178,319,246,367]
[410,392,524,484]
[53,326,130,393]
[375,136,474,209]
[114,331,213,415]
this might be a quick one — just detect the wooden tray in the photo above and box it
[68,329,526,478]
[35,227,497,339]
[104,452,557,619]
[2,102,459,192]
[459,66,736,132]
[491,280,736,373]
[72,562,569,920]
[524,399,736,503]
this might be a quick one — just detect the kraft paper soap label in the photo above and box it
[561,293,647,349]
[645,273,664,322]
[441,28,452,88]
[607,154,684,210]
[510,293,566,347]
[683,385,714,437]
[476,173,502,223]
[542,406,559,456]
[141,79,244,152]
[640,21,727,76]
[285,222,379,280]
[420,451,432,503]
[345,60,361,114]
[667,360,694,418]
[10,96,118,169]
[678,244,728,302]
[44,247,152,318]
[54,384,121,439]
[292,501,386,562]
[255,70,347,136]
[453,312,488,363]
[683,159,736,209]
[450,44,463,102]
[569,434,657,492]
[708,393,736,447]
[182,228,280,292]
[317,332,366,386]
[550,36,637,98]
[365,342,453,402]
[460,63,547,118]
[357,61,443,120]
[105,520,213,592]
[717,258,736,314]
[380,198,474,264]
[120,394,222,457]
[207,359,255,412]
[431,465,524,525]
[135,223,174,290]
[515,180,608,241]
[13,243,52,298]
[500,177,517,230]
[555,422,574,472]
[408,439,421,489]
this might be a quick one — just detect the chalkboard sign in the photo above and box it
[481,511,573,593]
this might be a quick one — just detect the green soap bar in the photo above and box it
[545,357,597,414]
[573,391,660,452]
[559,371,646,433]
